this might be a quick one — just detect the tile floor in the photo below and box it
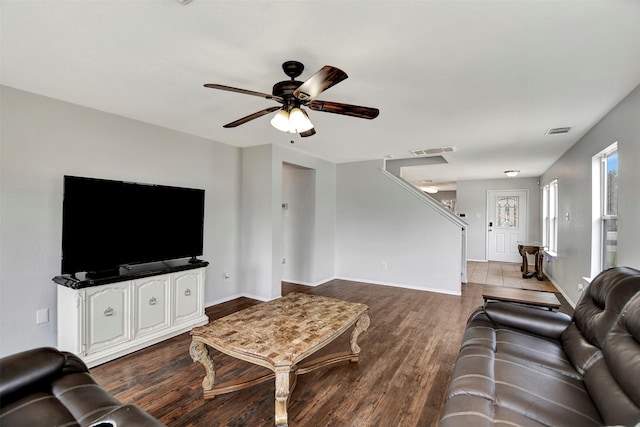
[467,261,557,292]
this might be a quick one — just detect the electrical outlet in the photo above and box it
[381,262,388,270]
[578,283,584,292]
[223,272,230,281]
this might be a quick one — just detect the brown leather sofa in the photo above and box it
[439,266,640,426]
[0,347,165,426]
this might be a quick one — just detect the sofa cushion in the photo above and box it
[461,309,580,379]
[52,372,122,426]
[572,266,640,348]
[446,346,602,426]
[584,292,640,425]
[0,347,75,403]
[0,391,80,427]
[484,301,572,339]
[561,323,602,375]
[440,395,550,427]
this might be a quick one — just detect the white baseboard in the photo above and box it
[467,259,488,263]
[239,292,270,302]
[281,277,334,287]
[544,272,577,308]
[335,276,462,296]
[205,293,269,308]
[206,276,463,308]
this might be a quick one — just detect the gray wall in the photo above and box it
[271,145,337,289]
[239,144,275,300]
[457,177,542,261]
[0,86,242,356]
[336,160,463,295]
[282,163,316,284]
[541,83,640,305]
[240,144,337,300]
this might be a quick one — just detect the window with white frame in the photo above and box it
[542,179,558,254]
[598,144,618,270]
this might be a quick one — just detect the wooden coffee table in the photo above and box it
[189,292,370,427]
[482,286,561,311]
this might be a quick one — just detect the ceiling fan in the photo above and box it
[204,61,379,137]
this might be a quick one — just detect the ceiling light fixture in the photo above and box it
[504,170,520,178]
[422,186,439,194]
[270,107,313,134]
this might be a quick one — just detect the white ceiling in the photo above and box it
[2,1,639,189]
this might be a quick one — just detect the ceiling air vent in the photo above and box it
[410,146,457,157]
[545,127,571,135]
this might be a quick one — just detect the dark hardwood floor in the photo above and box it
[90,278,571,426]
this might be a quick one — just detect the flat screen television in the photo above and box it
[61,175,205,278]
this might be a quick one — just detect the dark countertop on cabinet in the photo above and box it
[53,259,209,289]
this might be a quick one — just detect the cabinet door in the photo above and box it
[85,283,130,354]
[173,270,202,324]
[134,274,170,338]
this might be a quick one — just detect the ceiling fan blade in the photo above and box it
[204,84,283,103]
[300,128,316,138]
[223,106,281,128]
[293,66,348,102]
[307,100,380,120]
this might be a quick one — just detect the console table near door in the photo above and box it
[518,242,545,281]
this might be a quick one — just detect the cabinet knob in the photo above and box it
[149,297,157,306]
[104,307,115,317]
[184,288,191,296]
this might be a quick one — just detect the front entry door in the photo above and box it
[487,190,528,262]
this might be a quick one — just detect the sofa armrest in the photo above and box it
[484,301,572,339]
[0,347,87,403]
[90,404,166,427]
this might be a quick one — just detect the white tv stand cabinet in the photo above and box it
[53,260,209,368]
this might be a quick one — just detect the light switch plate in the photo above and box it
[36,308,49,324]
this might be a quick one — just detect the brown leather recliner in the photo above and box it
[0,347,165,427]
[439,266,640,426]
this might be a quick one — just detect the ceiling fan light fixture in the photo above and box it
[271,107,314,134]
[288,107,314,133]
[504,170,520,178]
[270,109,291,132]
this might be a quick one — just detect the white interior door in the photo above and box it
[487,190,527,262]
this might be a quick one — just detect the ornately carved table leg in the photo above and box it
[189,340,215,393]
[274,367,293,427]
[350,313,370,361]
[520,251,529,278]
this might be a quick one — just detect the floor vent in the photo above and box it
[545,127,571,135]
[411,146,457,157]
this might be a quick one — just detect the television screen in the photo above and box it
[61,175,205,276]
